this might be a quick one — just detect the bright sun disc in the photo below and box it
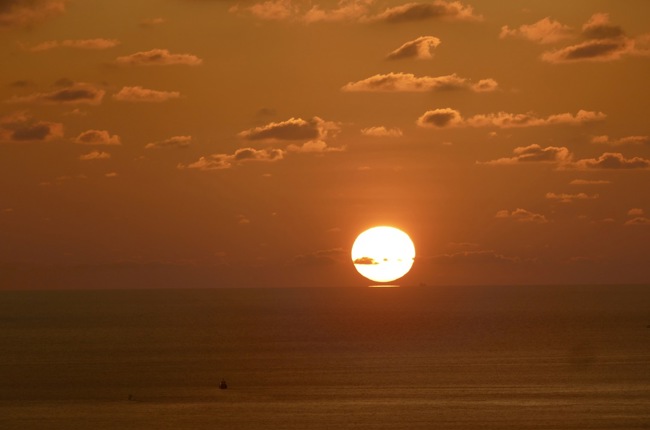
[351,226,415,283]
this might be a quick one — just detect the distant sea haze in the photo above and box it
[1,285,649,429]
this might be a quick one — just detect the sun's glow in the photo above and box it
[351,226,415,283]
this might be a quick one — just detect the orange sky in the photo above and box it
[1,0,649,288]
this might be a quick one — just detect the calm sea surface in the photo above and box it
[1,285,649,429]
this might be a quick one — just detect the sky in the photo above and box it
[1,0,649,289]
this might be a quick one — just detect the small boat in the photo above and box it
[219,379,228,390]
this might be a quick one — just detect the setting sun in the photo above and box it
[351,226,415,283]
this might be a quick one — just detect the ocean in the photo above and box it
[1,285,649,429]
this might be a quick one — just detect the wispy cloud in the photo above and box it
[371,1,482,24]
[482,146,650,170]
[591,135,649,145]
[232,0,481,24]
[495,208,548,223]
[479,144,572,166]
[541,13,642,63]
[418,108,605,128]
[0,111,63,143]
[361,126,403,137]
[179,148,284,170]
[569,179,611,185]
[238,117,339,141]
[113,86,181,103]
[342,73,497,93]
[74,130,121,146]
[386,36,441,60]
[6,83,105,105]
[286,140,345,153]
[115,49,203,66]
[79,150,111,161]
[140,17,166,27]
[291,248,346,266]
[545,192,599,203]
[27,38,119,51]
[500,17,573,44]
[0,0,65,29]
[145,135,192,149]
[572,152,650,170]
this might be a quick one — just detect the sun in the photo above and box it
[351,226,415,283]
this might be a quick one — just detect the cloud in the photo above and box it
[74,130,121,146]
[342,73,497,93]
[569,179,611,185]
[140,17,166,27]
[628,208,644,216]
[7,83,105,105]
[113,86,181,103]
[179,147,284,170]
[625,217,650,226]
[0,0,65,29]
[581,13,625,40]
[591,135,649,145]
[238,117,339,141]
[292,248,346,266]
[500,17,573,44]
[386,36,441,60]
[286,140,345,153]
[545,192,599,203]
[115,49,203,66]
[303,0,373,23]
[495,208,548,224]
[480,144,572,166]
[233,0,481,24]
[79,150,111,161]
[417,108,464,128]
[353,256,378,265]
[145,135,192,149]
[432,250,523,264]
[371,1,482,24]
[418,108,605,128]
[572,152,650,170]
[0,111,63,142]
[361,126,403,137]
[28,38,119,51]
[541,13,641,63]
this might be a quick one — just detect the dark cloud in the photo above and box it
[115,49,203,66]
[417,108,463,127]
[292,248,345,266]
[7,83,105,105]
[145,136,191,149]
[353,256,378,265]
[495,208,548,224]
[372,1,482,24]
[74,130,121,146]
[179,147,284,170]
[573,153,650,170]
[480,144,572,166]
[8,80,33,88]
[0,112,63,142]
[238,117,339,141]
[582,13,625,40]
[0,0,65,29]
[386,36,441,60]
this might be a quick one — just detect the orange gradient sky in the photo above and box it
[1,0,649,288]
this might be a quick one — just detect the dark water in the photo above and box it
[1,285,649,429]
